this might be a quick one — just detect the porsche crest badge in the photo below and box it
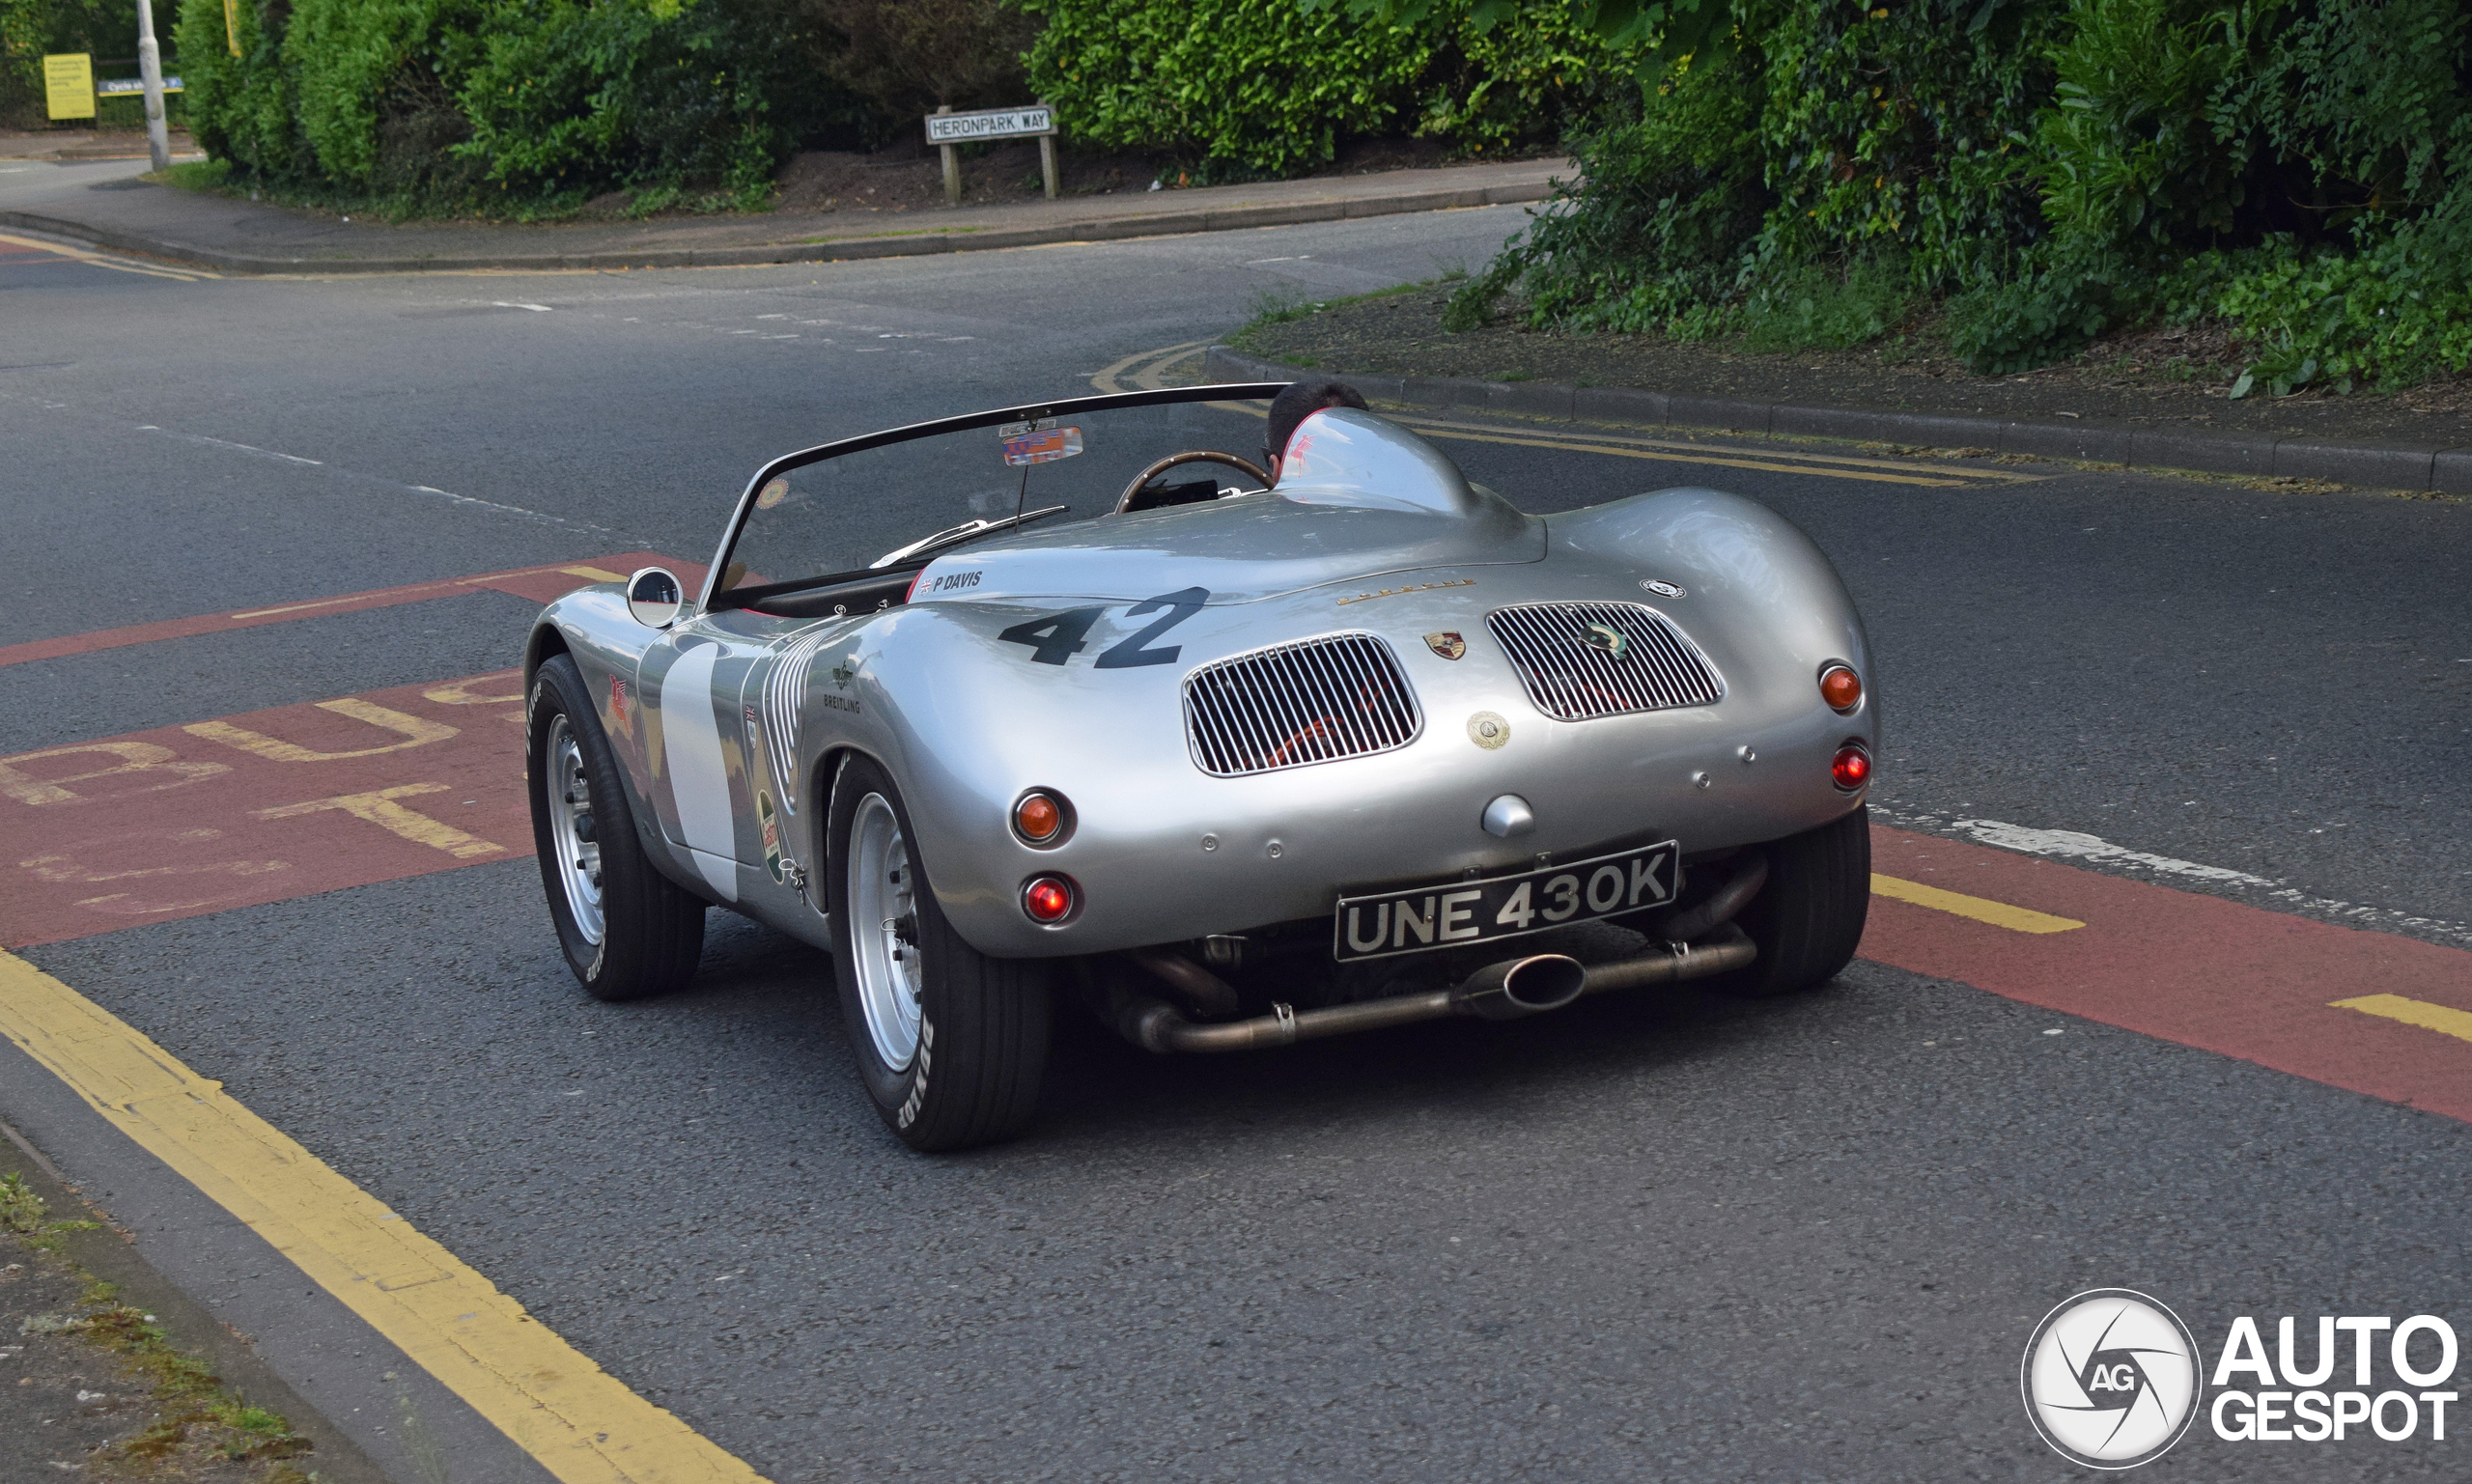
[1423,631,1467,660]
[1582,622,1630,661]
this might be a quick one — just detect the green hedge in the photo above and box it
[162,0,1617,211]
[1461,0,2472,390]
[174,0,860,212]
[1022,0,1628,178]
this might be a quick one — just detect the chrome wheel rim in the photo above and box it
[848,792,923,1071]
[546,716,605,944]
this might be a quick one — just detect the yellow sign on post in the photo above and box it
[43,53,96,121]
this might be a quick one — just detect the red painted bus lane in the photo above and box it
[1,671,534,946]
[13,675,2472,1132]
[1865,825,2472,1124]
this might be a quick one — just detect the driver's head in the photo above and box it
[1264,378,1368,485]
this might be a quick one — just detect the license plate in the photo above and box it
[1332,840,1680,963]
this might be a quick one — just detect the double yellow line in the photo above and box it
[0,949,767,1484]
[1092,341,2037,489]
[0,229,212,282]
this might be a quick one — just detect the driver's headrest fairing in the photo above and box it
[1276,407,1515,530]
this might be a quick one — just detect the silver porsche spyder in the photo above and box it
[523,384,1877,1150]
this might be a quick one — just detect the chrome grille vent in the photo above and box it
[1485,602,1724,721]
[1184,633,1421,777]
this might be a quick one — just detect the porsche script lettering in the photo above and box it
[1334,578,1475,606]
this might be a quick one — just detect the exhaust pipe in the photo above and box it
[1107,932,1753,1055]
[1659,854,1767,942]
[1450,953,1587,1021]
[1121,947,1241,1019]
[1582,922,1755,994]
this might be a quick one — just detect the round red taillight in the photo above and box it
[1818,664,1862,714]
[1013,792,1063,843]
[1831,742,1872,791]
[1022,875,1075,923]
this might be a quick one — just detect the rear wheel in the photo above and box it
[1713,805,1870,997]
[527,655,706,1000]
[828,756,1053,1151]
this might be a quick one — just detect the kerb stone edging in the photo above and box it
[1204,345,2472,497]
[0,179,1549,277]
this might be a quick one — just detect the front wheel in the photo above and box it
[828,756,1053,1151]
[527,654,706,1001]
[1712,805,1871,998]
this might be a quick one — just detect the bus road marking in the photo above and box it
[2331,994,2472,1047]
[1870,873,2086,935]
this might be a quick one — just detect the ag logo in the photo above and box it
[1423,631,1467,660]
[2022,1289,2203,1470]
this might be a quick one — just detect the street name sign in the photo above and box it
[924,106,1055,144]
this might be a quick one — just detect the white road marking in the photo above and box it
[123,423,632,538]
[1879,807,2472,946]
[492,301,552,312]
[1944,818,2274,886]
[137,427,323,465]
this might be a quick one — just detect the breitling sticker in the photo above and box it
[1467,712,1510,750]
[1424,631,1467,660]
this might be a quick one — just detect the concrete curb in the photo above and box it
[0,179,1550,277]
[1204,346,2472,496]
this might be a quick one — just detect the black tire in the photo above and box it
[527,654,706,1001]
[1712,804,1871,998]
[828,756,1052,1152]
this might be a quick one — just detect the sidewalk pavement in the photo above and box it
[0,154,1565,275]
[1203,346,2472,497]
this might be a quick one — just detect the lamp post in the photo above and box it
[135,0,171,172]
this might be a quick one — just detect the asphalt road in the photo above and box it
[4,186,2471,1483]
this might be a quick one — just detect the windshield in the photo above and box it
[707,388,1281,611]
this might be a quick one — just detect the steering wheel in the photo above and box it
[1114,451,1274,515]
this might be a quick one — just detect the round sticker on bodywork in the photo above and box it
[1467,712,1510,750]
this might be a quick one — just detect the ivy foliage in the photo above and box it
[1022,0,1631,178]
[1462,0,2472,390]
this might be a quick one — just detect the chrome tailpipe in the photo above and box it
[1105,929,1754,1055]
[1450,953,1588,1021]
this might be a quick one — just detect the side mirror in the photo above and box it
[626,567,683,629]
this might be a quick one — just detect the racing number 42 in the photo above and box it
[997,587,1208,669]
